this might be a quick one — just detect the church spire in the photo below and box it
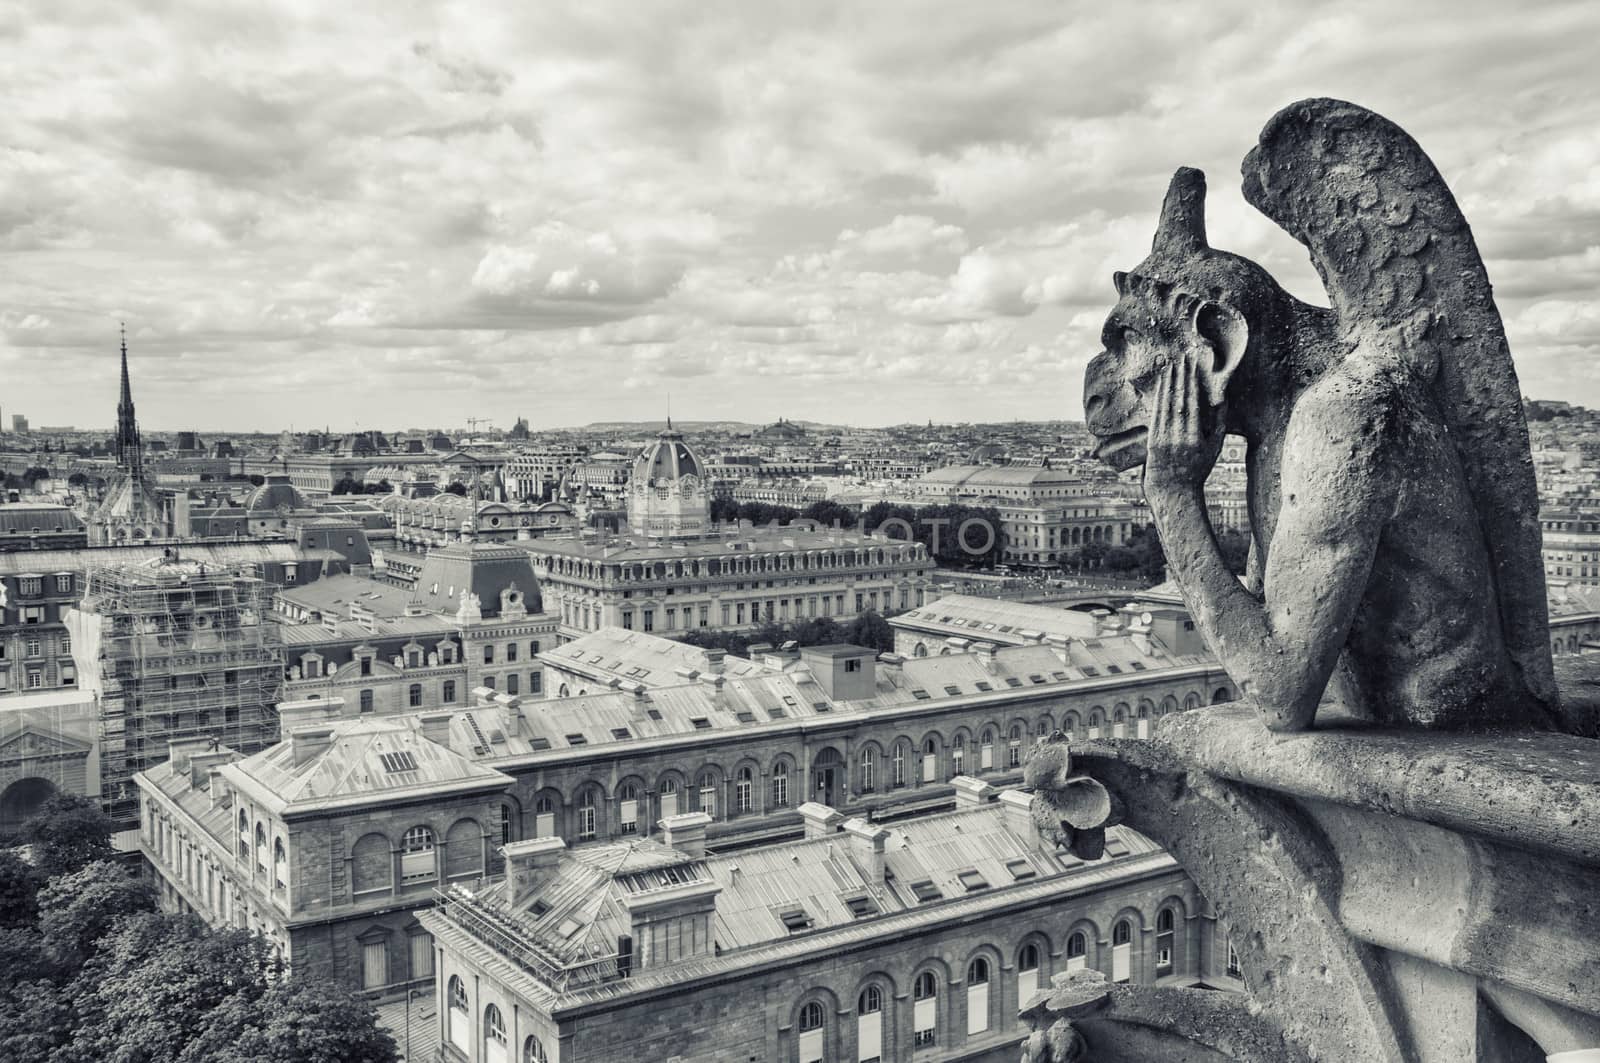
[115,323,142,472]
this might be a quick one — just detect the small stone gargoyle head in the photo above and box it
[1024,732,1120,860]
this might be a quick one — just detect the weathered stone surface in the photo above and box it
[1081,97,1567,734]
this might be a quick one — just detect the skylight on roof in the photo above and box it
[611,727,632,741]
[1128,660,1146,671]
[957,869,990,892]
[1004,677,1023,688]
[647,708,663,721]
[779,907,812,932]
[530,737,551,751]
[1080,666,1099,676]
[565,733,588,746]
[812,702,830,713]
[846,895,876,919]
[910,688,931,700]
[690,717,711,730]
[1051,671,1070,681]
[974,681,992,692]
[1105,664,1122,674]
[1028,674,1047,684]
[910,880,942,903]
[943,684,961,696]
[735,710,756,723]
[767,705,787,719]
[1005,858,1037,881]
[377,750,419,774]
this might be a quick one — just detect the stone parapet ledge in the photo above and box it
[1023,713,1600,1063]
[1139,704,1600,866]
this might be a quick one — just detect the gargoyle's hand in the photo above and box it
[1144,346,1225,494]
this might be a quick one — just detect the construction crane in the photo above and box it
[465,417,490,435]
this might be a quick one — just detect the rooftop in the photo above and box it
[891,594,1101,644]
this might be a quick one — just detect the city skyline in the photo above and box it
[2,1,1598,431]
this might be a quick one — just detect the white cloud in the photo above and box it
[0,0,1596,428]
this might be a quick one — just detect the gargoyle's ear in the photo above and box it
[1192,300,1247,405]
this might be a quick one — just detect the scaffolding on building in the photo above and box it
[72,555,283,825]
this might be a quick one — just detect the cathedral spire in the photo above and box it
[115,323,142,472]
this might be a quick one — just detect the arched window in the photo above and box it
[922,738,938,782]
[696,771,717,819]
[798,1000,826,1063]
[913,971,938,1046]
[1227,941,1243,978]
[859,748,875,792]
[1112,919,1134,982]
[966,956,992,1034]
[771,762,790,808]
[1018,942,1042,1004]
[408,683,423,707]
[979,728,995,771]
[1067,930,1088,971]
[400,826,436,882]
[659,777,680,818]
[447,976,469,1054]
[523,1035,549,1063]
[891,743,906,787]
[857,984,884,1062]
[237,810,249,859]
[534,795,556,837]
[618,783,640,834]
[272,838,287,891]
[255,823,267,872]
[577,789,598,841]
[1156,907,1177,974]
[484,1003,508,1063]
[735,767,753,814]
[1008,724,1023,767]
[951,734,965,776]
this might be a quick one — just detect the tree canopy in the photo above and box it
[18,792,116,878]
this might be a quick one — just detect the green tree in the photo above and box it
[64,914,275,1063]
[1217,527,1251,576]
[331,476,363,495]
[845,610,896,653]
[66,472,88,488]
[0,850,44,929]
[801,500,857,527]
[22,466,50,487]
[0,976,77,1063]
[37,861,156,969]
[444,481,468,496]
[179,978,398,1063]
[18,793,116,878]
[709,497,740,523]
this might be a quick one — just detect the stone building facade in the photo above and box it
[420,791,1241,1063]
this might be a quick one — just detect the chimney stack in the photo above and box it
[841,817,889,883]
[166,736,218,778]
[277,696,341,739]
[951,774,995,808]
[702,648,726,675]
[997,788,1042,849]
[659,811,713,857]
[189,748,234,788]
[289,725,336,767]
[972,640,1000,674]
[798,801,844,839]
[501,837,567,906]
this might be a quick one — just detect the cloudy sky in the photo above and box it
[2,1,1596,432]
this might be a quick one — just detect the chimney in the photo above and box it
[189,748,234,788]
[206,767,229,808]
[997,788,1041,849]
[659,811,713,857]
[798,801,844,839]
[972,640,1000,674]
[951,774,995,808]
[1044,634,1072,664]
[417,710,454,747]
[501,837,567,906]
[876,652,904,681]
[841,817,889,883]
[702,648,726,675]
[277,697,340,739]
[289,725,335,767]
[166,736,217,777]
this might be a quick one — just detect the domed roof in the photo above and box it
[632,427,703,484]
[244,474,309,513]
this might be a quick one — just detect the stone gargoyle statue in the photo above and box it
[1082,96,1576,734]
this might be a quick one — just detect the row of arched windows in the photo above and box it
[789,907,1194,1062]
[447,978,549,1063]
[350,818,486,895]
[542,544,927,585]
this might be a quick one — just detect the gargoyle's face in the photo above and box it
[1082,297,1171,471]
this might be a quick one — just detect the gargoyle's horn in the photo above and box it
[1153,167,1209,255]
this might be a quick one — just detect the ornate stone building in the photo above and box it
[626,423,710,540]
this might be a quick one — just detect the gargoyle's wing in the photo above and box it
[1241,97,1559,717]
